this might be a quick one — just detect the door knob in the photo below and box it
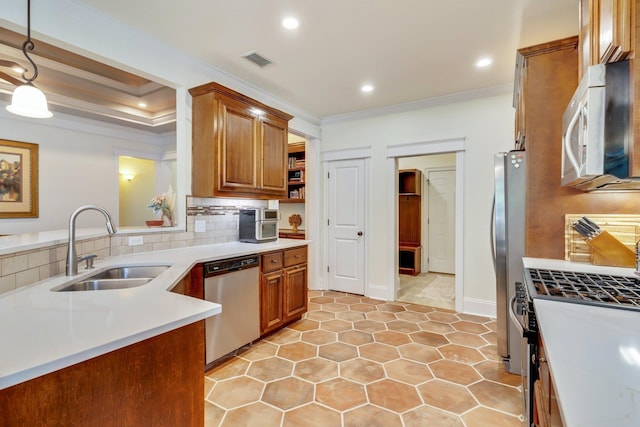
[357,231,363,236]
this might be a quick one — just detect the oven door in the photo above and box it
[510,284,536,426]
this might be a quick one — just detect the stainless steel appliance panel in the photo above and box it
[204,255,260,366]
[492,151,525,375]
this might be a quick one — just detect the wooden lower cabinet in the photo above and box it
[0,321,204,427]
[260,246,308,335]
[534,335,564,427]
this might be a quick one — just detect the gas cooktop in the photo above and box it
[524,268,640,311]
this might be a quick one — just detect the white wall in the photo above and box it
[320,92,515,311]
[0,109,168,234]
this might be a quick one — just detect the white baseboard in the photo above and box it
[462,298,496,318]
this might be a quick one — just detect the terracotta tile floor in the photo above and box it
[204,290,524,427]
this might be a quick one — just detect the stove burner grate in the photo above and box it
[527,268,640,309]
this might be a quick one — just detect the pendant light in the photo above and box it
[6,0,52,118]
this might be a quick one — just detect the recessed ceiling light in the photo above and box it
[138,102,147,108]
[361,84,374,93]
[476,58,492,68]
[282,17,299,30]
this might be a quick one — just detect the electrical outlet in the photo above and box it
[128,236,144,246]
[194,220,206,233]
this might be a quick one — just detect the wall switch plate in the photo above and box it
[194,220,206,233]
[128,236,144,246]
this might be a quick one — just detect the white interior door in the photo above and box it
[327,159,366,295]
[427,170,455,274]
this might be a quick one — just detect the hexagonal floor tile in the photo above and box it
[204,401,226,426]
[452,320,490,334]
[410,331,450,347]
[262,377,314,410]
[336,311,367,322]
[445,331,488,348]
[402,405,464,427]
[365,311,398,322]
[340,358,385,384]
[220,402,283,427]
[359,342,400,363]
[473,360,521,387]
[418,320,455,334]
[320,319,353,332]
[468,380,523,415]
[237,341,278,361]
[322,302,350,313]
[247,357,293,382]
[283,403,341,427]
[264,328,301,345]
[417,379,478,414]
[398,343,442,364]
[395,311,429,323]
[301,329,336,345]
[318,342,359,362]
[374,330,412,346]
[278,342,318,362]
[344,405,403,427]
[294,358,339,383]
[367,379,422,413]
[353,320,387,333]
[461,406,523,427]
[429,359,482,386]
[349,303,378,313]
[316,378,367,411]
[305,310,336,322]
[208,377,264,409]
[205,357,250,381]
[386,320,421,333]
[427,311,459,323]
[335,295,363,305]
[403,303,435,314]
[384,359,433,385]
[309,296,335,304]
[438,344,485,364]
[377,303,406,313]
[339,330,374,346]
[479,344,501,361]
[288,319,320,331]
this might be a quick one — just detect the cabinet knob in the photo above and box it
[271,259,279,264]
[295,254,300,258]
[357,231,363,236]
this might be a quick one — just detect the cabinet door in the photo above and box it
[260,270,284,334]
[260,116,288,196]
[284,264,307,321]
[216,94,259,194]
[597,0,632,63]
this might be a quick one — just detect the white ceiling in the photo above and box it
[72,0,578,120]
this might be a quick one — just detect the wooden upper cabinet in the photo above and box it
[189,82,293,199]
[579,0,633,76]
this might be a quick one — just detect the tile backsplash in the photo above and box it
[0,197,271,295]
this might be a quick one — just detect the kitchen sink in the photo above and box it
[53,265,170,292]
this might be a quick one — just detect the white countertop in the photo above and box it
[534,299,640,427]
[0,239,307,390]
[523,257,636,277]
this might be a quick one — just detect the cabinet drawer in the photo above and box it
[284,247,307,267]
[262,252,283,273]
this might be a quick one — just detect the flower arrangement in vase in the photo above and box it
[147,186,176,227]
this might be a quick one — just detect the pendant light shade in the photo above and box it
[6,0,52,119]
[7,83,52,118]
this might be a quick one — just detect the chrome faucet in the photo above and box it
[66,205,117,276]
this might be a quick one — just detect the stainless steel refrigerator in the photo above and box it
[491,151,525,375]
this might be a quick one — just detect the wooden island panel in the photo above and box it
[0,321,205,427]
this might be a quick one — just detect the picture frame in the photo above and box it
[0,139,38,218]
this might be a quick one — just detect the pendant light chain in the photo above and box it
[21,0,39,83]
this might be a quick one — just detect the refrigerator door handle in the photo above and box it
[490,193,496,272]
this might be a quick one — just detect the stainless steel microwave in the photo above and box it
[238,208,278,243]
[561,60,637,191]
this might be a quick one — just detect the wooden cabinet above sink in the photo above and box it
[189,82,293,199]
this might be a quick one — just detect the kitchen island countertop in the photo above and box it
[0,239,308,390]
[534,298,640,426]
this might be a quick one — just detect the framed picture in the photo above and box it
[0,139,38,218]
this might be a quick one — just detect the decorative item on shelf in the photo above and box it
[145,220,164,227]
[147,185,176,227]
[289,214,302,233]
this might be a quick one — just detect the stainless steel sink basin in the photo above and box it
[54,265,170,292]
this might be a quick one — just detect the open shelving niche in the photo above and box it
[282,141,305,203]
[398,169,422,276]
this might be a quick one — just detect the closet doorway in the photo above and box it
[396,154,456,310]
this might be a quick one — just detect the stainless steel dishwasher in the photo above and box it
[204,254,260,366]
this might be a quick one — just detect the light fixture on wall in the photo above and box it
[120,171,135,182]
[6,0,52,119]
